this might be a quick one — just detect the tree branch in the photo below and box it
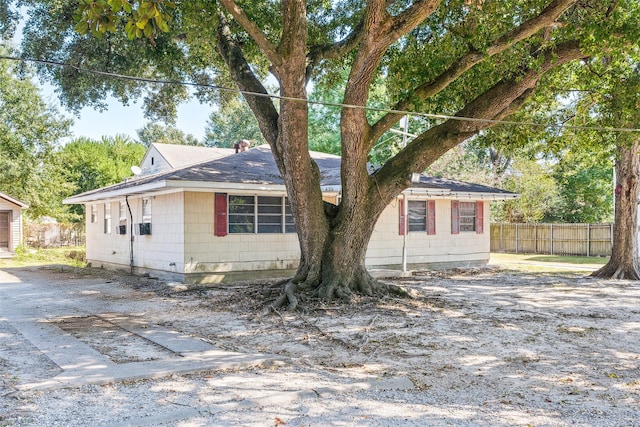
[369,0,578,144]
[218,0,282,67]
[369,40,588,208]
[385,0,442,45]
[306,20,365,81]
[279,0,307,63]
[215,11,281,163]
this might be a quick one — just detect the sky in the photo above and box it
[12,8,212,143]
[56,92,212,142]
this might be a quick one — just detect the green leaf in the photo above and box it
[157,17,169,33]
[74,21,89,34]
[109,0,122,13]
[143,23,153,37]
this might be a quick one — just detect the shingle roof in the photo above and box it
[64,145,515,203]
[411,175,515,195]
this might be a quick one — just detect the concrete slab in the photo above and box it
[97,312,216,354]
[21,350,280,391]
[11,316,115,371]
[1,273,281,392]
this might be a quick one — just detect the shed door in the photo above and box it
[0,211,10,251]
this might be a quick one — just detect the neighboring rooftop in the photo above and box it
[0,192,29,208]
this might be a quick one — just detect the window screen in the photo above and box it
[459,202,476,232]
[229,195,255,233]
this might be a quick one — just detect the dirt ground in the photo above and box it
[1,262,639,426]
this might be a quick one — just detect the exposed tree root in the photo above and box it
[591,262,640,280]
[269,280,304,312]
[268,268,412,313]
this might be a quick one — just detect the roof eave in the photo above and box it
[0,193,29,208]
[62,180,294,204]
[63,181,168,204]
[402,187,518,200]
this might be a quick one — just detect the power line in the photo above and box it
[2,54,640,134]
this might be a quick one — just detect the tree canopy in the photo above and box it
[9,0,640,303]
[0,47,72,218]
[137,122,202,146]
[47,135,146,222]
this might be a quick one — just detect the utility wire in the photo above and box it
[2,54,640,134]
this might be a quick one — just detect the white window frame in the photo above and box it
[228,195,295,234]
[104,203,112,234]
[408,200,427,232]
[119,201,127,222]
[90,204,97,224]
[459,201,477,232]
[142,198,152,223]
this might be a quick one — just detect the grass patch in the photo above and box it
[489,253,608,273]
[0,246,86,268]
[525,255,608,265]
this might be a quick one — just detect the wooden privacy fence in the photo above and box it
[24,221,85,248]
[490,223,613,257]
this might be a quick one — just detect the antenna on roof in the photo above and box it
[131,166,142,176]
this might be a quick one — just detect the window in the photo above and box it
[407,200,436,234]
[104,203,111,234]
[117,201,128,234]
[142,198,152,223]
[408,201,427,232]
[284,199,295,233]
[226,195,296,234]
[229,195,255,233]
[90,204,97,223]
[258,196,283,233]
[119,201,127,222]
[459,202,476,232]
[452,201,484,234]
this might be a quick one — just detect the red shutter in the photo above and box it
[451,200,460,234]
[476,201,484,234]
[398,198,406,235]
[427,200,436,235]
[214,193,228,237]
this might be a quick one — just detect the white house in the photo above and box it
[64,145,517,283]
[0,192,29,255]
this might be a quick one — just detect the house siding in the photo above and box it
[366,197,490,268]
[183,192,300,281]
[85,193,185,278]
[0,199,23,252]
[140,146,172,175]
[82,192,491,283]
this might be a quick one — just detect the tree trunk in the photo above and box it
[216,2,590,309]
[272,192,402,311]
[592,140,640,280]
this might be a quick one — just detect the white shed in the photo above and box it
[0,192,29,255]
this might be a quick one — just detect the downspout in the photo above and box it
[126,195,134,274]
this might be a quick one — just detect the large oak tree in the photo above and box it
[11,0,638,306]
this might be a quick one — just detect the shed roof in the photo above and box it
[64,145,516,204]
[0,192,29,208]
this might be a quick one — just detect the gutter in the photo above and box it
[401,188,519,200]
